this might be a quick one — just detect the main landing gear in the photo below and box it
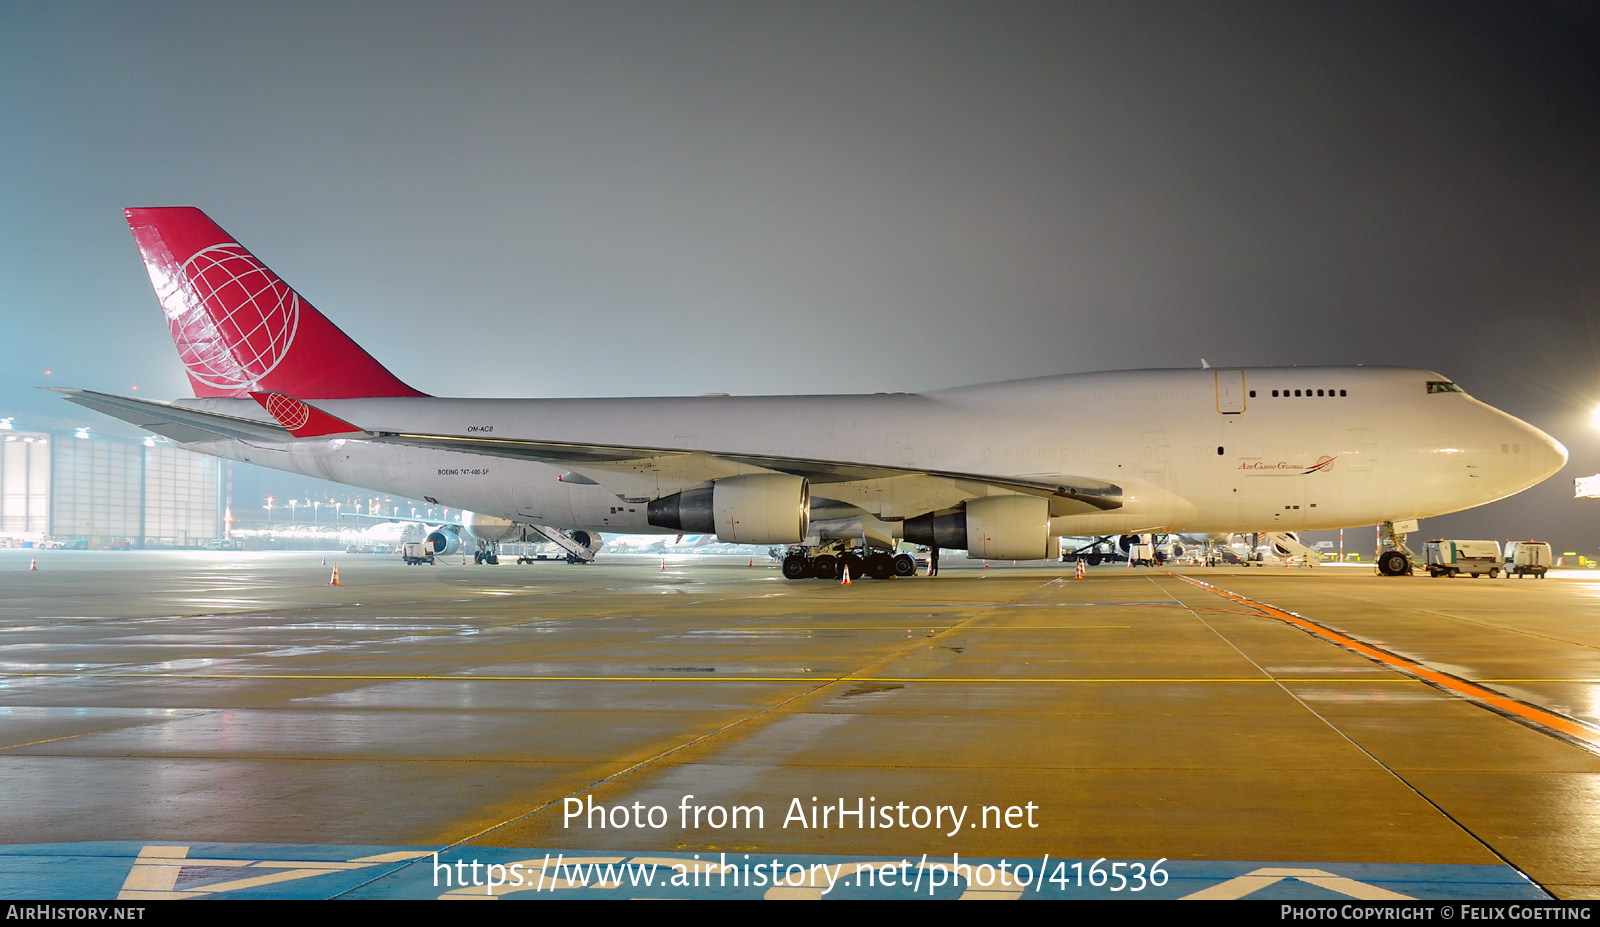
[781,540,918,581]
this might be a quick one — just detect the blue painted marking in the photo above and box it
[0,843,1551,900]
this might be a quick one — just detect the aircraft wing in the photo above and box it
[365,430,1123,514]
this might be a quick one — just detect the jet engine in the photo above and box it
[904,496,1055,560]
[647,474,809,544]
[425,525,463,556]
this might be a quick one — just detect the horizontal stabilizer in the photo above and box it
[48,388,290,443]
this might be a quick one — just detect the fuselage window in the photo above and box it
[1248,390,1256,397]
[1317,389,1324,396]
[1217,446,1224,455]
[1340,390,1347,396]
[1294,389,1302,397]
[1272,390,1279,397]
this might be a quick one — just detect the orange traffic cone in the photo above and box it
[329,563,342,586]
[661,558,667,571]
[840,562,852,585]
[1075,559,1085,580]
[749,558,755,567]
[984,560,990,569]
[29,557,37,571]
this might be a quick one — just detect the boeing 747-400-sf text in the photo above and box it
[57,207,1567,579]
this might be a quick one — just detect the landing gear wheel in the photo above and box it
[892,554,917,577]
[782,554,812,580]
[812,555,837,580]
[1378,550,1410,576]
[841,553,864,581]
[866,553,894,580]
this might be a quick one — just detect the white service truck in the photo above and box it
[1423,539,1503,578]
[1502,540,1552,578]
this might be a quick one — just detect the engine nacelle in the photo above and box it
[461,510,517,543]
[648,474,809,544]
[965,496,1052,560]
[426,526,463,556]
[904,496,1054,560]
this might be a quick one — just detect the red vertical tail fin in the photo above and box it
[125,207,426,399]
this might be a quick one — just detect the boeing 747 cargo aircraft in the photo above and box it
[57,207,1566,579]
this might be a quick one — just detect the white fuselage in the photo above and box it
[170,366,1566,540]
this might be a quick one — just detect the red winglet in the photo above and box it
[250,391,364,438]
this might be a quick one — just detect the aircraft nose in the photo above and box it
[1541,428,1569,477]
[1520,418,1568,481]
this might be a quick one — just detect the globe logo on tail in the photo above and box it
[169,243,299,390]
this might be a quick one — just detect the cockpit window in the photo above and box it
[1427,381,1463,394]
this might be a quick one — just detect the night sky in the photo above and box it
[2,2,1597,548]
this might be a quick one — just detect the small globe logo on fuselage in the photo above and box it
[169,243,299,389]
[263,393,312,432]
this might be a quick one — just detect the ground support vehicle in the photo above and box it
[1504,540,1552,578]
[1424,539,1503,578]
[401,542,434,565]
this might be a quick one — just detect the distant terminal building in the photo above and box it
[0,412,223,549]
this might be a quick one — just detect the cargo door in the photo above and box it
[1216,370,1246,414]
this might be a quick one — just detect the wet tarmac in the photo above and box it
[3,550,1598,899]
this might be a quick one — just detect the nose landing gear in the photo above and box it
[1376,520,1417,576]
